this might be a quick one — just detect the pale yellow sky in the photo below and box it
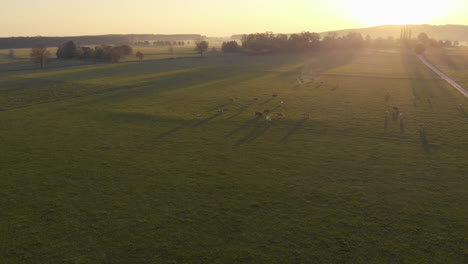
[0,0,467,37]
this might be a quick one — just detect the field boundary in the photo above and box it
[418,54,468,99]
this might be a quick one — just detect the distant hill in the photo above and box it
[232,25,468,42]
[0,34,204,49]
[321,25,468,42]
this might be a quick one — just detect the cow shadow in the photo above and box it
[155,120,196,141]
[260,98,273,105]
[193,113,222,127]
[206,103,230,112]
[227,103,253,120]
[225,116,262,138]
[279,119,308,143]
[235,123,272,146]
[419,131,431,154]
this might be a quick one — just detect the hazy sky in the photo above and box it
[1,0,467,37]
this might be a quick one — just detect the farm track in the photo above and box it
[418,54,468,99]
[322,73,433,81]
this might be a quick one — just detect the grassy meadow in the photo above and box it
[425,46,468,89]
[0,46,467,263]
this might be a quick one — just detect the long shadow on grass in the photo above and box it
[401,50,440,99]
[235,122,272,146]
[279,119,308,143]
[225,116,262,138]
[419,131,431,154]
[227,103,253,120]
[459,107,468,118]
[155,120,196,141]
[206,103,230,112]
[260,98,273,105]
[192,113,222,127]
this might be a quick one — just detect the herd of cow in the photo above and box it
[195,94,310,121]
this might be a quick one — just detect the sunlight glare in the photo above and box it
[341,0,456,26]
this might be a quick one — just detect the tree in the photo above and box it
[417,32,429,44]
[110,47,123,62]
[454,40,459,47]
[30,45,51,68]
[221,41,241,53]
[136,51,144,60]
[118,45,133,56]
[56,41,82,59]
[194,41,208,56]
[80,47,95,60]
[414,43,426,54]
[400,25,412,46]
[8,49,14,58]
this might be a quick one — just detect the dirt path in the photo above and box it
[418,55,468,99]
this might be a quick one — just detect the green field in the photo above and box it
[425,46,468,89]
[0,47,467,263]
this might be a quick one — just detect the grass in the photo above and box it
[0,47,467,263]
[425,46,468,89]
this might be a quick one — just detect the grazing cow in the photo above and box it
[272,94,278,98]
[263,109,270,113]
[255,112,263,116]
[195,114,203,119]
[265,115,272,121]
[229,98,236,103]
[276,113,284,119]
[253,98,259,102]
[218,108,229,114]
[302,113,310,118]
[418,123,425,130]
[392,106,400,111]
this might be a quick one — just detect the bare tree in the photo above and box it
[194,41,208,56]
[30,45,51,69]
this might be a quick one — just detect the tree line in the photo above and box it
[0,34,202,49]
[221,31,363,53]
[221,30,461,54]
[56,41,133,62]
[134,40,187,46]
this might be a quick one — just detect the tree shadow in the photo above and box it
[279,119,307,143]
[401,50,435,99]
[227,103,253,120]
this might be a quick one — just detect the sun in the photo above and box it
[341,0,456,26]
